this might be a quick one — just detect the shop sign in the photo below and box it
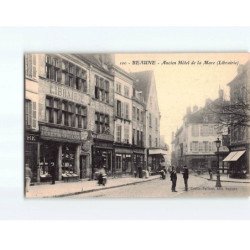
[26,134,39,142]
[40,125,81,142]
[95,133,114,141]
[50,84,87,105]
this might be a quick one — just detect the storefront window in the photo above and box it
[62,145,75,174]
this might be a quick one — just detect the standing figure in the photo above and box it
[170,167,177,192]
[25,164,33,193]
[182,165,189,191]
[51,162,56,185]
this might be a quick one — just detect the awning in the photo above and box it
[148,149,168,155]
[223,150,246,162]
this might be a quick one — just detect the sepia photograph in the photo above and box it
[24,53,250,198]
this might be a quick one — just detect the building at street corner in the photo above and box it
[112,65,134,175]
[25,53,93,183]
[223,61,250,177]
[132,71,165,173]
[172,90,229,173]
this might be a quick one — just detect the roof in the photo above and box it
[131,70,153,102]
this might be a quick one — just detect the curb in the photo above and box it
[196,175,250,184]
[36,176,161,198]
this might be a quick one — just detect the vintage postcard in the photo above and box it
[24,53,250,198]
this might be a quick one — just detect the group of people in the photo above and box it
[170,165,189,192]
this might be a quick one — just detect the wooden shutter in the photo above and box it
[32,101,37,129]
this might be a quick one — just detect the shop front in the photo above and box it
[133,147,145,177]
[223,145,248,178]
[39,124,82,182]
[148,148,167,173]
[114,143,133,175]
[25,132,40,182]
[92,133,114,177]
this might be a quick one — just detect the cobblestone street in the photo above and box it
[69,174,250,198]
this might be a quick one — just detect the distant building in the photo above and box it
[172,90,229,172]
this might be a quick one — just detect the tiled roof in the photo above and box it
[131,70,153,102]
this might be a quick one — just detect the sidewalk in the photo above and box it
[26,175,161,198]
[196,174,250,183]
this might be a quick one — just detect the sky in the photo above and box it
[115,53,249,148]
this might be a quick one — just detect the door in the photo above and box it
[80,155,87,179]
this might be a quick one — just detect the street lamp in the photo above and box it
[214,138,222,188]
[91,132,98,180]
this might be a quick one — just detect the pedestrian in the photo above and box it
[25,164,32,193]
[170,166,177,192]
[182,165,189,191]
[50,162,56,185]
[208,168,213,180]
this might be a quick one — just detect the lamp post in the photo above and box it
[214,138,222,188]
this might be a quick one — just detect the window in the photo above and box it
[137,130,140,145]
[25,99,32,128]
[137,108,140,121]
[140,111,144,123]
[45,96,86,128]
[133,129,136,145]
[124,86,129,97]
[191,125,199,137]
[192,141,198,152]
[140,131,143,147]
[149,135,152,147]
[198,142,203,152]
[125,103,129,120]
[116,82,122,94]
[25,54,37,79]
[116,100,122,117]
[95,75,109,103]
[46,55,61,82]
[201,125,209,136]
[155,118,158,131]
[204,141,209,152]
[116,125,122,142]
[155,138,158,147]
[45,56,87,92]
[132,106,136,120]
[95,112,110,134]
[149,113,152,127]
[124,125,129,143]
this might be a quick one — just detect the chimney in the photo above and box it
[193,105,198,113]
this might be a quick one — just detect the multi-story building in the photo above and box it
[132,86,146,173]
[112,65,133,175]
[25,53,115,183]
[223,61,250,176]
[25,53,92,183]
[172,91,229,172]
[25,53,165,183]
[132,71,164,172]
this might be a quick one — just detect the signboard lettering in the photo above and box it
[40,126,81,141]
[50,84,86,104]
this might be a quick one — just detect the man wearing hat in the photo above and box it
[182,165,189,191]
[170,166,177,192]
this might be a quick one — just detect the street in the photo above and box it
[69,174,250,198]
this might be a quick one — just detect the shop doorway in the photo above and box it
[80,155,87,179]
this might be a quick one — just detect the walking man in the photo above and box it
[182,165,189,191]
[170,166,177,192]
